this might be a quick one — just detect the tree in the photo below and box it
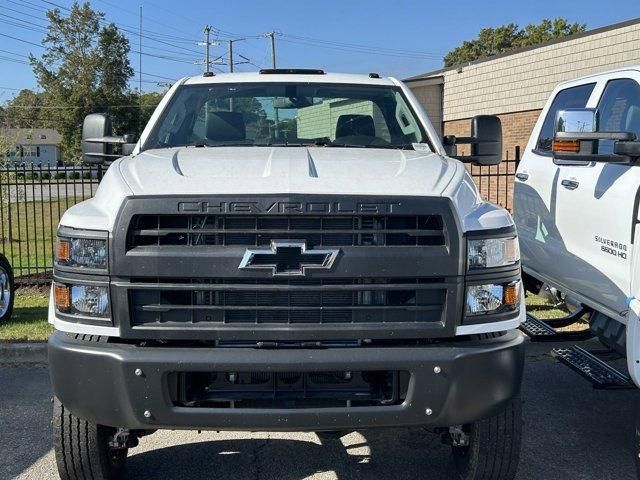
[2,89,47,129]
[30,2,134,162]
[443,18,586,67]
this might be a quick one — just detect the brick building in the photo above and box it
[405,17,640,209]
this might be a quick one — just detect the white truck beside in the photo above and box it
[513,66,640,474]
[48,69,526,480]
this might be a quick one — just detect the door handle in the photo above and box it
[561,178,579,190]
[515,172,529,181]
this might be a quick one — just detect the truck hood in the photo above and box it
[118,146,457,197]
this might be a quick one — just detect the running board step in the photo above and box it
[519,313,593,342]
[552,346,634,389]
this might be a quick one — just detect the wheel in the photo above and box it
[635,403,640,478]
[451,396,522,480]
[53,397,128,480]
[0,255,14,324]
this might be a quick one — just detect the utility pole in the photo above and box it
[138,5,143,134]
[266,31,277,68]
[227,38,245,72]
[265,31,279,137]
[198,25,213,75]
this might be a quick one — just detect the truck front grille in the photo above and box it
[129,278,446,326]
[128,214,445,248]
[113,195,463,340]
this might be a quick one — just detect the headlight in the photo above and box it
[468,237,519,269]
[466,281,521,316]
[55,234,108,271]
[54,283,110,318]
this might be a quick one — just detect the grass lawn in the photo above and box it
[525,293,568,319]
[0,288,52,342]
[0,287,582,343]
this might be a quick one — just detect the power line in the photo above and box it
[0,11,49,30]
[12,1,200,59]
[0,32,45,48]
[0,45,177,83]
[3,0,190,90]
[3,104,160,109]
[278,36,442,60]
[0,55,30,65]
[91,0,201,43]
[35,0,203,56]
[0,48,31,58]
[279,33,443,58]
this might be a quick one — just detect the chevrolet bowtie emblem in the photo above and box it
[239,241,339,276]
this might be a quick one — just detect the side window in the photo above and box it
[596,78,640,153]
[536,83,595,153]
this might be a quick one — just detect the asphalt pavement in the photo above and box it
[1,339,638,480]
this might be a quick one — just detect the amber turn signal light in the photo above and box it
[552,139,580,153]
[56,238,71,263]
[54,284,71,310]
[503,283,520,307]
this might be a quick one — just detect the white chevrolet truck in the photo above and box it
[513,66,640,473]
[48,69,525,480]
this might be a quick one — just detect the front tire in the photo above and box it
[0,255,14,324]
[635,400,640,478]
[53,397,128,480]
[451,396,522,480]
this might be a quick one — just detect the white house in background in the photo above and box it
[2,128,63,165]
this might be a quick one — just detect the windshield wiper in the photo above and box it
[327,143,416,150]
[184,142,256,148]
[259,141,328,147]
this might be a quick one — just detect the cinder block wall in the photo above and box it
[439,22,640,121]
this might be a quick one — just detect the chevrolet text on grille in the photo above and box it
[177,201,403,214]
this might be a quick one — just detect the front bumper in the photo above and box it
[49,330,524,431]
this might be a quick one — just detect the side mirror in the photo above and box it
[445,115,502,166]
[552,108,639,163]
[82,113,137,164]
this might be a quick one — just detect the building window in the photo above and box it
[536,83,596,153]
[22,146,39,158]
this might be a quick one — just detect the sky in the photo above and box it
[0,0,639,102]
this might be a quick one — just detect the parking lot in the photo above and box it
[0,339,637,480]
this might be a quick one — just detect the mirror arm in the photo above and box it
[83,152,126,160]
[450,154,503,164]
[614,141,640,159]
[555,131,636,141]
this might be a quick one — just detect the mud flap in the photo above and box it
[626,298,640,388]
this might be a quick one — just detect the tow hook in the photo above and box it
[108,428,139,450]
[438,425,470,447]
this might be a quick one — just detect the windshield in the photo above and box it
[142,82,429,150]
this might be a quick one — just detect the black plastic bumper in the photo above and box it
[48,330,524,431]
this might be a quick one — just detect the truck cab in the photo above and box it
[515,66,640,359]
[514,65,640,473]
[49,70,525,480]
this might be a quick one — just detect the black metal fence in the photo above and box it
[468,146,520,212]
[0,149,520,283]
[0,163,104,282]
